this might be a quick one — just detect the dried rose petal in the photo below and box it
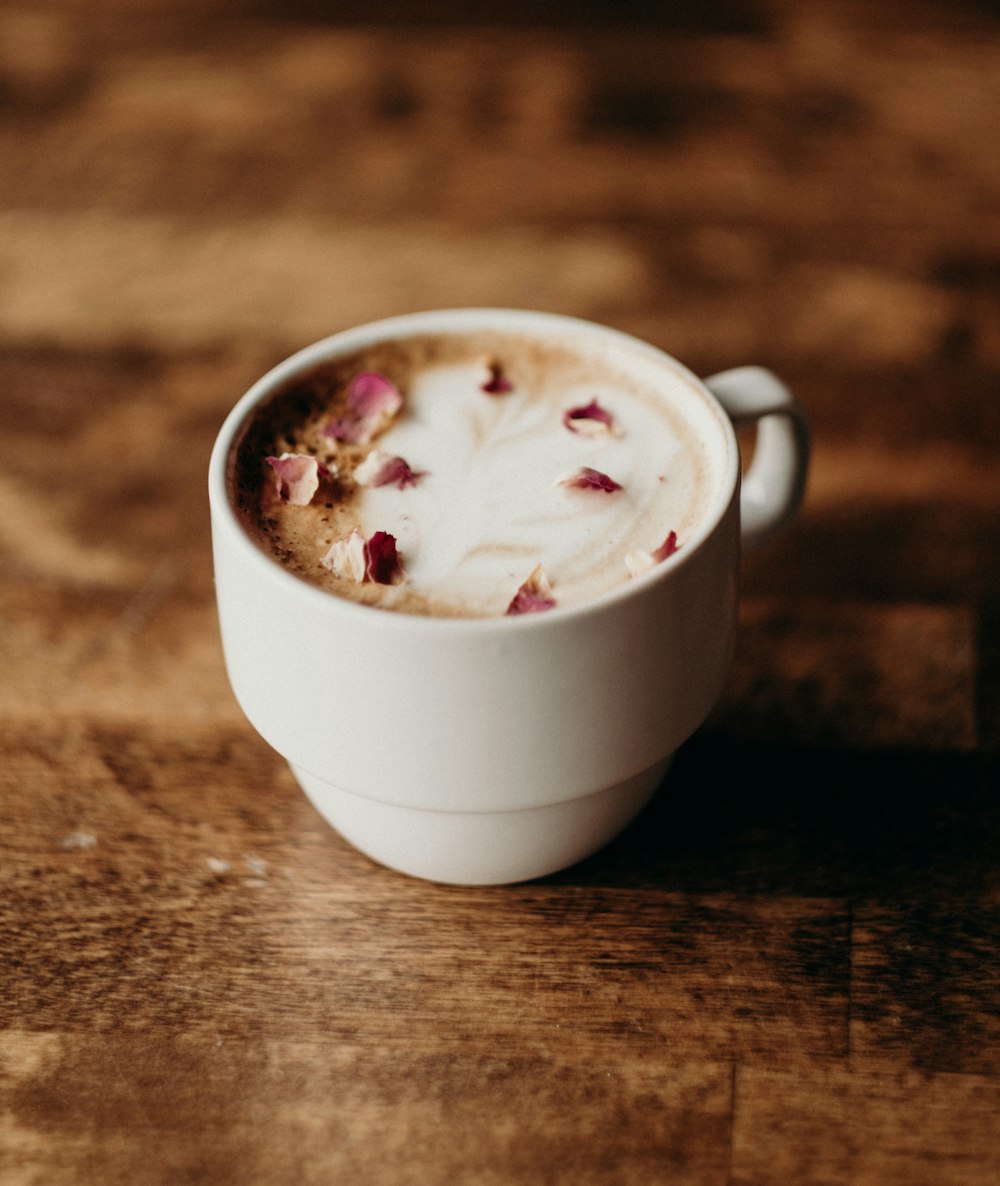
[353,449,427,489]
[625,531,680,577]
[364,530,403,585]
[505,565,556,616]
[266,453,329,505]
[321,529,367,582]
[480,362,514,395]
[320,528,405,585]
[555,466,623,493]
[652,531,680,561]
[350,372,400,413]
[562,398,617,437]
[325,372,403,444]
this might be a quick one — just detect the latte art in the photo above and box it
[230,331,726,617]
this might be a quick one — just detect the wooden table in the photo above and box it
[1,1,998,1182]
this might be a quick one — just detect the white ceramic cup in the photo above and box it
[209,309,809,884]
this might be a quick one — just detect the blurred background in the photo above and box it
[2,0,997,746]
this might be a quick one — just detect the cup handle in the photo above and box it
[703,366,810,549]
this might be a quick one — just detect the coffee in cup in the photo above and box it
[230,329,730,619]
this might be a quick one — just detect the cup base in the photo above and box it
[290,760,672,885]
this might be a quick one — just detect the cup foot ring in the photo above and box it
[289,760,671,885]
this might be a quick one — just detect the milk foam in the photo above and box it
[358,363,706,614]
[233,332,727,618]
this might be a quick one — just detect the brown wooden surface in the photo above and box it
[1,1,998,1183]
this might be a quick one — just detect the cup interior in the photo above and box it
[210,308,740,624]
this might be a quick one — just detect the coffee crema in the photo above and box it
[230,331,724,618]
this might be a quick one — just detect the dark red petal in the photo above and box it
[625,530,681,578]
[364,531,404,585]
[562,399,615,434]
[354,451,427,489]
[379,457,425,489]
[480,363,514,395]
[652,531,680,562]
[557,466,623,493]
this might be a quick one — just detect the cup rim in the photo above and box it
[208,307,741,632]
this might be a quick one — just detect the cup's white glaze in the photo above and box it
[209,309,809,884]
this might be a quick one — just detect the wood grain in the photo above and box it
[732,1066,1000,1186]
[1,0,998,1182]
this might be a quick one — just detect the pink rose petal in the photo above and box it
[266,453,329,505]
[480,362,514,395]
[625,531,680,577]
[505,565,556,616]
[324,372,403,444]
[364,530,404,585]
[350,372,402,416]
[353,449,427,489]
[562,398,617,437]
[320,529,405,586]
[555,466,623,493]
[321,529,367,582]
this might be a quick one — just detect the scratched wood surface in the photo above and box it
[1,1,998,1183]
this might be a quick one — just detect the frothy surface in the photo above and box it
[231,331,727,617]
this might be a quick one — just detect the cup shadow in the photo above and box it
[540,734,998,899]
